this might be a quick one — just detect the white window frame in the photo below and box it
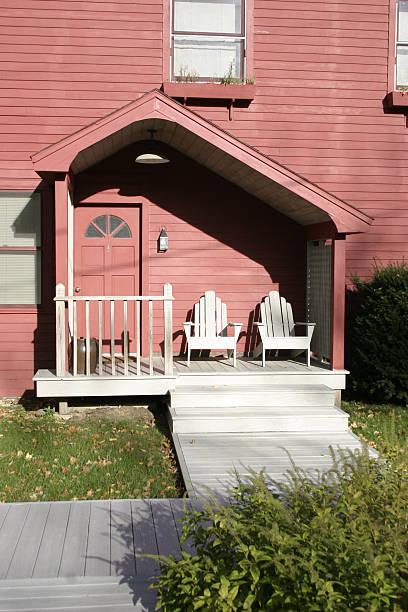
[396,1,408,88]
[170,0,247,82]
[0,192,42,306]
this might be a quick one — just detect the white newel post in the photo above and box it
[55,283,66,376]
[163,283,173,376]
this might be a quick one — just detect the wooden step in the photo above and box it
[0,576,156,611]
[175,370,347,390]
[169,405,348,433]
[171,384,336,409]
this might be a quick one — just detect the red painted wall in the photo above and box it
[0,0,404,394]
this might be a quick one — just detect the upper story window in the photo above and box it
[397,1,408,87]
[171,0,246,82]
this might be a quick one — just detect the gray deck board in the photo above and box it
[6,503,51,579]
[85,500,111,577]
[32,502,70,578]
[151,499,182,561]
[131,500,160,577]
[0,504,30,579]
[110,499,136,578]
[169,499,195,556]
[59,501,91,578]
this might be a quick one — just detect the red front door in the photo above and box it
[74,206,140,353]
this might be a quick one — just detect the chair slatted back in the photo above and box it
[261,290,295,337]
[194,291,227,337]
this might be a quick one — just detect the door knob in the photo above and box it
[75,287,81,293]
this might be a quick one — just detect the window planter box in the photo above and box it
[162,82,256,102]
[385,91,408,108]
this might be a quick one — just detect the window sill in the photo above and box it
[385,91,408,108]
[162,81,256,102]
[0,305,40,314]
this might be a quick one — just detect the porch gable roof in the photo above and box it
[31,89,372,233]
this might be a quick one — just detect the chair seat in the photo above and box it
[187,336,237,350]
[259,336,311,350]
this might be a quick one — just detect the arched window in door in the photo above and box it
[85,215,131,238]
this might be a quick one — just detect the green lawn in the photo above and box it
[342,400,408,454]
[0,406,183,503]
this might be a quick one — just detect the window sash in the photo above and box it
[172,0,244,37]
[172,36,244,81]
[0,249,41,305]
[0,192,41,247]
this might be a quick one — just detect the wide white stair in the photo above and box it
[169,383,347,434]
[0,576,156,611]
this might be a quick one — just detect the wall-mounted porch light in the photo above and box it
[158,228,168,252]
[135,128,170,165]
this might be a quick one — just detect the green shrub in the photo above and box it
[345,262,408,404]
[154,447,408,611]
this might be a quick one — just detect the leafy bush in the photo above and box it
[154,447,408,611]
[345,262,408,404]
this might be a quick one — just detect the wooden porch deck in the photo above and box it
[34,356,347,397]
[0,498,197,611]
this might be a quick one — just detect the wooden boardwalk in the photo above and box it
[0,498,196,611]
[173,430,377,498]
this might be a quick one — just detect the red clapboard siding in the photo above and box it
[1,0,408,393]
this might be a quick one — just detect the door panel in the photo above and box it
[74,206,140,354]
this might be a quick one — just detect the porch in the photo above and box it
[34,355,347,398]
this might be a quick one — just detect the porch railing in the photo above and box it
[55,283,174,377]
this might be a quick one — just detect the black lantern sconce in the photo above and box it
[158,228,168,252]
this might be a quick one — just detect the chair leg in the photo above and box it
[262,347,265,368]
[233,348,236,368]
[187,346,191,367]
[307,348,310,368]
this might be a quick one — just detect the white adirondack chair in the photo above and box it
[183,291,242,367]
[253,290,315,367]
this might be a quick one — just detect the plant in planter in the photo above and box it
[176,65,199,83]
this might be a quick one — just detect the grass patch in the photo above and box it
[0,405,183,502]
[342,400,408,454]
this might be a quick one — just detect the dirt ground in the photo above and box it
[1,396,166,424]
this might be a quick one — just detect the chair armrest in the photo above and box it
[294,322,316,326]
[294,322,315,338]
[253,322,267,341]
[183,322,195,339]
[228,322,242,341]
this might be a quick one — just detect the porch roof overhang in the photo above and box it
[31,89,372,234]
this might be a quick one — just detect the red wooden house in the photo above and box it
[0,0,405,400]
